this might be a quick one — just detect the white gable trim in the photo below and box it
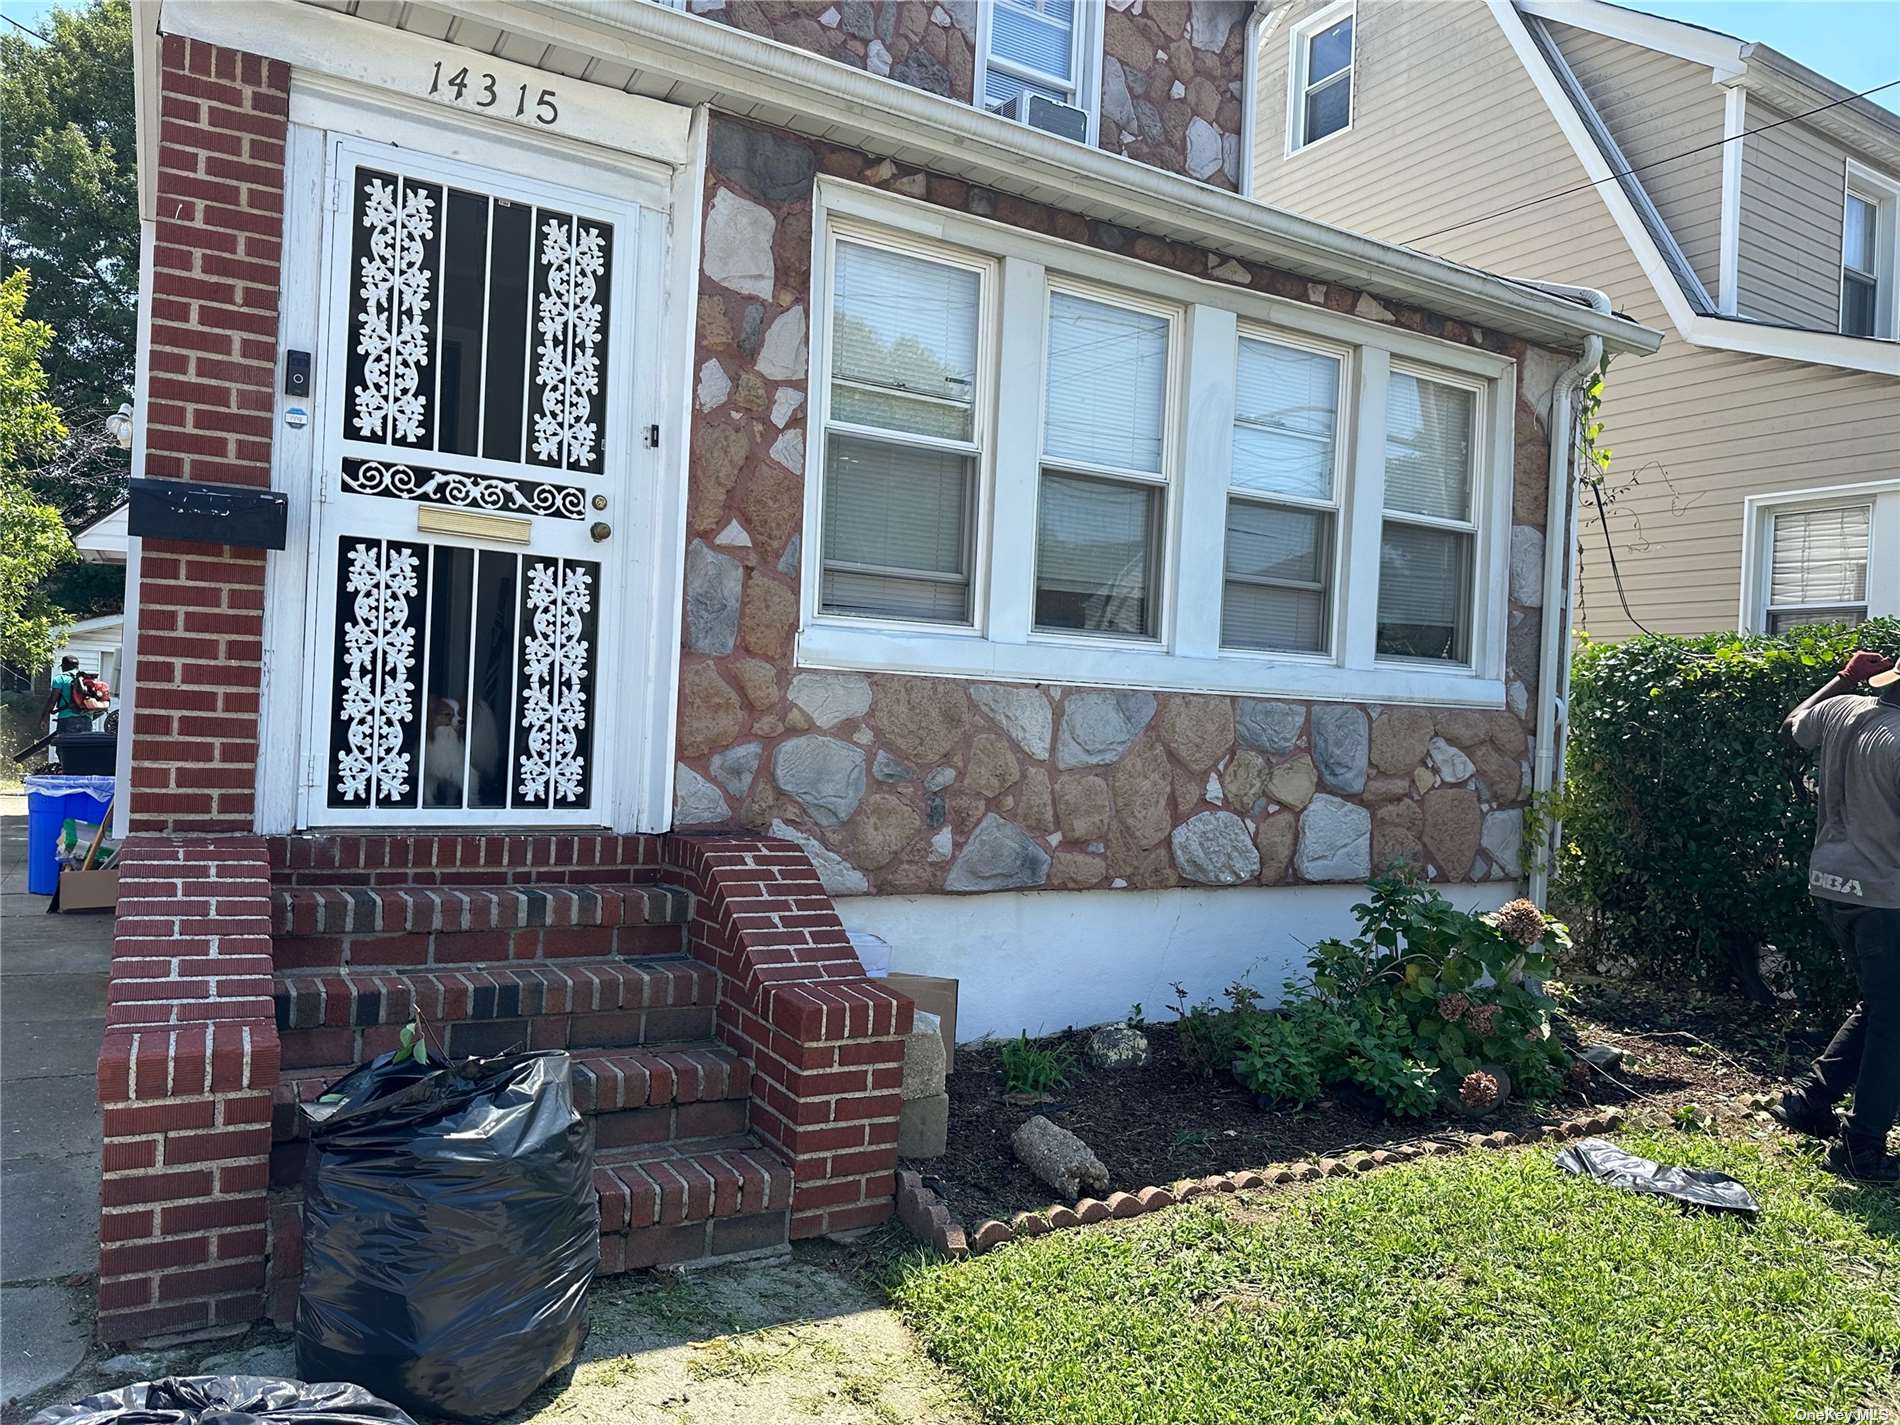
[1487,2,1900,375]
[1514,0,1745,79]
[1717,85,1744,315]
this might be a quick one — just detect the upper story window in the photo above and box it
[1287,1,1354,154]
[1840,164,1898,339]
[979,0,1100,137]
[803,182,1521,708]
[818,237,990,625]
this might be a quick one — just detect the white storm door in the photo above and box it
[304,137,659,826]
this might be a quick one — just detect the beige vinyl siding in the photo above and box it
[1737,102,1851,330]
[1252,0,1900,639]
[1543,20,1726,299]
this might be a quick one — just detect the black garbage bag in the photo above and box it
[1555,1136,1761,1217]
[295,1051,597,1420]
[26,1376,418,1425]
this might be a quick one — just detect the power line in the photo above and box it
[0,10,49,41]
[1405,76,1900,246]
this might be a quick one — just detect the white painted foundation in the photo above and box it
[838,882,1517,1042]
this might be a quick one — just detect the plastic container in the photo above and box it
[51,731,117,775]
[24,774,114,896]
[846,930,892,977]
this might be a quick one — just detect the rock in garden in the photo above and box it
[1580,1044,1624,1072]
[1084,1023,1150,1070]
[1012,1114,1110,1200]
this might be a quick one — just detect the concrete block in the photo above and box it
[900,1010,947,1101]
[897,1091,949,1159]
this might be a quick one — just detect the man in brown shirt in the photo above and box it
[1773,650,1900,1182]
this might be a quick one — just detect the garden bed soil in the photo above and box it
[916,983,1807,1224]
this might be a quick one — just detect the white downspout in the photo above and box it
[1527,283,1611,909]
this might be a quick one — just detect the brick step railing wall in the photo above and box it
[97,831,912,1344]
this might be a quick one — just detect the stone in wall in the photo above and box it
[1099,1,1250,189]
[671,113,1561,900]
[704,0,976,103]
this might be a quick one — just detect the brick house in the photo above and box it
[100,0,1657,1342]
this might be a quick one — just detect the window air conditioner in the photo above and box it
[998,91,1089,143]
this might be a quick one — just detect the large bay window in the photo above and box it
[803,183,1520,706]
[1035,291,1174,638]
[818,237,989,625]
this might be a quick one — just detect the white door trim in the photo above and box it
[256,84,702,835]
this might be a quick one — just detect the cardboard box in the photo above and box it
[51,868,119,912]
[884,972,958,1072]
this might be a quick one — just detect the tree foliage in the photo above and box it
[1557,619,1900,1021]
[0,0,137,526]
[0,268,76,671]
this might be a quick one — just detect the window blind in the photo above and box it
[991,0,1075,83]
[1770,505,1870,607]
[1034,471,1155,635]
[830,241,979,441]
[822,437,972,621]
[1385,372,1474,521]
[1223,500,1331,653]
[1044,292,1168,474]
[1376,522,1472,661]
[1231,338,1338,501]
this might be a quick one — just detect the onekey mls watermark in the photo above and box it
[1794,1409,1895,1423]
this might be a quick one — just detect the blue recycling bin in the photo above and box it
[23,774,114,896]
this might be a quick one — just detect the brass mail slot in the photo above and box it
[416,506,534,544]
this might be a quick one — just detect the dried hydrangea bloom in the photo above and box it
[1491,898,1546,947]
[1465,1003,1500,1037]
[1460,1071,1501,1111]
[1438,991,1471,1023]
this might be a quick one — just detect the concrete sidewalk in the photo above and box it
[1,793,112,1407]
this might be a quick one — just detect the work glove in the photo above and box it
[1840,651,1896,684]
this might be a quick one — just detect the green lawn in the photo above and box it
[891,1130,1900,1425]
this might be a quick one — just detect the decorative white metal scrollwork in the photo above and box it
[532,216,605,470]
[517,561,593,804]
[342,460,587,519]
[353,177,436,444]
[334,540,419,804]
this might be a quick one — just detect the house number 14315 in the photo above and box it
[428,62,559,125]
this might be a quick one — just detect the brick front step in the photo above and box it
[272,1043,753,1148]
[272,882,691,970]
[595,1136,794,1272]
[272,957,718,1068]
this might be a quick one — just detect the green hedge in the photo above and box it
[1556,617,1900,1021]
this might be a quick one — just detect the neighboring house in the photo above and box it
[1254,0,1900,639]
[98,0,1654,1341]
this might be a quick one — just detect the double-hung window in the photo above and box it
[1765,504,1871,632]
[1840,165,1898,339]
[981,0,1090,116]
[818,236,988,625]
[1288,1,1354,153]
[1035,290,1174,639]
[1223,333,1345,654]
[1378,368,1480,665]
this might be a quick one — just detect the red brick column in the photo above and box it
[662,835,911,1239]
[131,37,287,833]
[96,837,280,1342]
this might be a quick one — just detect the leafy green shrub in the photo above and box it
[1165,980,1261,1078]
[1233,872,1570,1117]
[1559,618,1900,1021]
[999,1033,1077,1096]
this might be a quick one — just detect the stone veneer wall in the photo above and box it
[677,113,1560,901]
[1099,0,1251,189]
[690,0,978,103]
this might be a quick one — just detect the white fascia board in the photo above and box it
[132,0,162,223]
[399,0,1658,357]
[1489,2,1900,376]
[1717,85,1744,315]
[1512,0,1746,80]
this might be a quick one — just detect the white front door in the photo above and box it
[303,136,664,826]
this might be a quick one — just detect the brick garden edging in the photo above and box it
[899,1109,1631,1259]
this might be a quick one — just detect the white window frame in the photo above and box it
[1740,480,1900,634]
[809,222,1000,635]
[1284,0,1356,158]
[976,0,1103,144]
[1377,362,1487,670]
[1840,161,1900,340]
[1031,279,1182,645]
[800,178,1519,709]
[1220,325,1352,660]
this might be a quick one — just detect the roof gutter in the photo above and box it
[475,0,1659,357]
